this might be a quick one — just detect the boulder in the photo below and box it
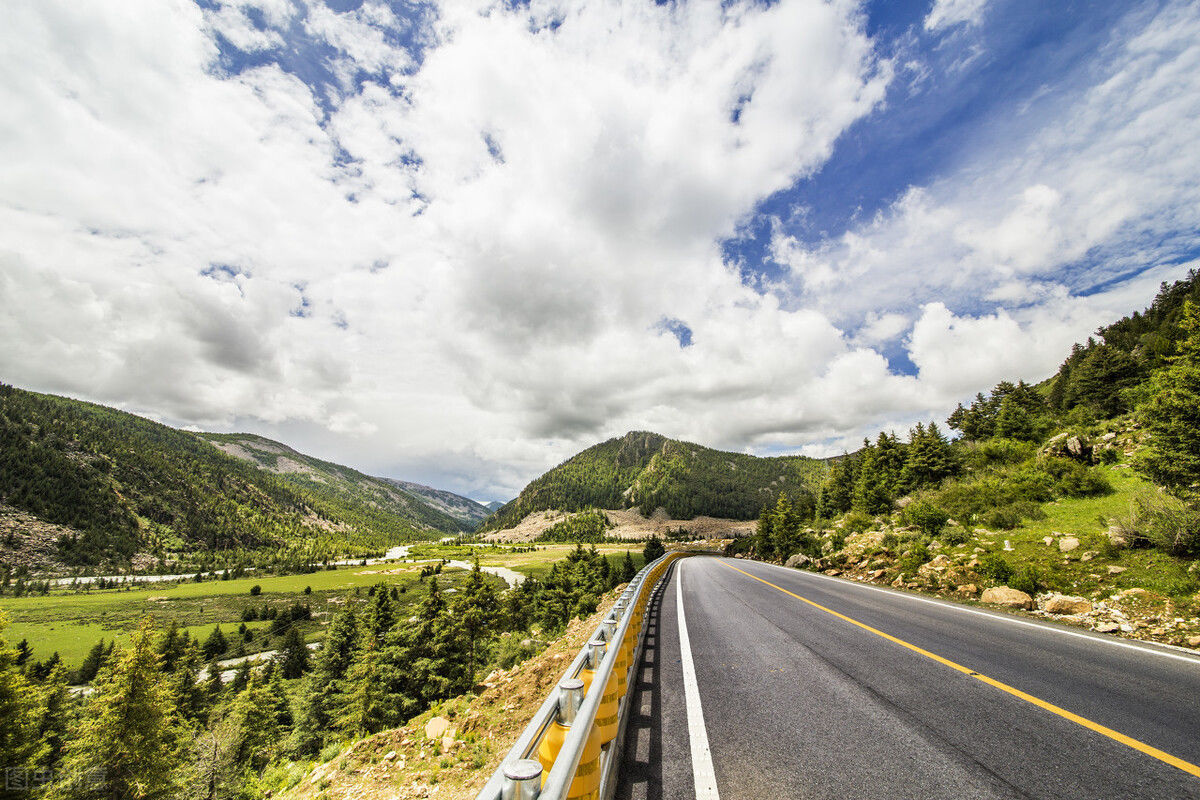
[1187,635,1200,648]
[1066,436,1088,459]
[1041,594,1093,615]
[1107,565,1126,575]
[785,553,812,569]
[1106,525,1128,548]
[1058,537,1080,553]
[1095,622,1120,633]
[424,716,451,740]
[956,584,979,596]
[981,586,1034,610]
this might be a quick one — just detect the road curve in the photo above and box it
[615,555,1200,800]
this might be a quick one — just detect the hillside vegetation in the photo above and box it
[481,430,826,532]
[201,434,488,534]
[0,387,443,567]
[737,271,1200,646]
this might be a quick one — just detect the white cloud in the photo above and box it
[2,0,1198,501]
[924,0,989,33]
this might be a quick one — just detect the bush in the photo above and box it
[979,553,1013,584]
[942,526,970,546]
[897,540,931,574]
[1039,456,1112,497]
[724,537,752,557]
[828,531,846,551]
[880,532,899,550]
[984,506,1023,530]
[902,501,950,536]
[1008,565,1041,595]
[967,438,1038,468]
[1117,492,1200,556]
[249,584,262,596]
[842,511,873,533]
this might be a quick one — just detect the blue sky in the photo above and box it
[2,0,1199,500]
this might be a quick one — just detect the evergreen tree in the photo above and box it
[228,661,251,695]
[457,560,500,681]
[48,620,187,800]
[32,662,72,773]
[902,422,959,488]
[228,678,281,774]
[771,495,801,562]
[620,550,637,582]
[278,628,310,680]
[1140,301,1200,497]
[77,640,107,684]
[335,637,391,737]
[201,626,228,661]
[0,617,38,786]
[642,536,665,562]
[753,506,775,560]
[15,639,31,667]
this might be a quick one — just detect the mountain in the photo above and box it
[379,478,491,528]
[0,385,444,566]
[484,500,506,512]
[480,431,827,532]
[201,433,487,531]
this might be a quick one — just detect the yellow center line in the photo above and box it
[718,560,1200,780]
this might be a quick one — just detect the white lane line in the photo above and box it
[749,559,1200,666]
[677,567,721,800]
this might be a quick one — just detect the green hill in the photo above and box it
[0,386,443,566]
[480,430,827,532]
[200,433,488,533]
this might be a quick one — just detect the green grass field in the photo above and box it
[942,464,1200,602]
[0,543,646,671]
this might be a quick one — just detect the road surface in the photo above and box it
[615,556,1200,799]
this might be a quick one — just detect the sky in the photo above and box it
[3,0,1199,503]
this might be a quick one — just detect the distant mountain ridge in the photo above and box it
[200,434,489,532]
[479,431,827,532]
[0,385,473,566]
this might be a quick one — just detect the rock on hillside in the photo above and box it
[481,507,756,543]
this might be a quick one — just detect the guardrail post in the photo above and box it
[502,759,543,800]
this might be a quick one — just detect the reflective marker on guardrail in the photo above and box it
[538,678,601,800]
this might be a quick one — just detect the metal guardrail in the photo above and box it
[475,551,685,800]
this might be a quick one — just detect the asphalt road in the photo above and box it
[614,556,1200,800]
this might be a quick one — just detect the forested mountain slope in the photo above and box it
[0,386,441,566]
[201,433,488,532]
[480,431,826,532]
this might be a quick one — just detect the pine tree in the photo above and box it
[620,550,637,582]
[642,536,665,562]
[771,495,801,562]
[1140,300,1200,497]
[48,620,187,800]
[335,637,391,737]
[278,627,310,680]
[457,560,499,681]
[77,639,107,684]
[32,662,72,772]
[0,616,38,781]
[753,506,775,560]
[201,625,228,661]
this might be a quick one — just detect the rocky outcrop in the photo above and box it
[981,586,1034,609]
[1040,594,1093,615]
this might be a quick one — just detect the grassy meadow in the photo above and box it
[1,543,644,670]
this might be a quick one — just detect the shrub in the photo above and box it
[250,584,262,596]
[942,526,970,546]
[828,531,846,551]
[1007,565,1041,595]
[902,501,950,536]
[984,506,1023,530]
[1117,492,1200,556]
[880,532,899,550]
[979,553,1013,583]
[1039,456,1112,497]
[842,511,874,533]
[968,438,1038,468]
[897,540,931,574]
